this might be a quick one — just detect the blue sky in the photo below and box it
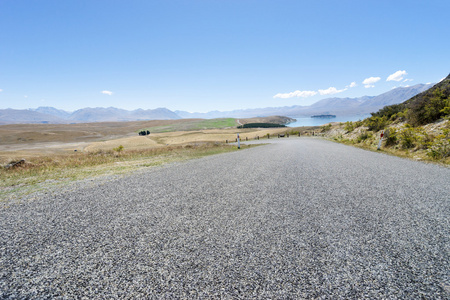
[0,0,449,113]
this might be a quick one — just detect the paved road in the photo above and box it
[1,138,449,299]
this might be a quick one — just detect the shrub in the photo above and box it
[321,124,332,132]
[113,145,124,153]
[390,110,408,122]
[416,130,434,150]
[398,126,417,149]
[344,120,363,132]
[364,116,388,132]
[427,134,450,159]
[357,132,371,143]
[138,130,151,136]
[371,103,406,120]
[441,106,450,116]
[384,129,398,146]
[354,120,363,128]
[344,121,354,132]
[407,87,450,126]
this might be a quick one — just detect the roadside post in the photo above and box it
[237,133,240,149]
[377,130,384,150]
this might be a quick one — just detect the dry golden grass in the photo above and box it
[150,128,293,145]
[84,136,161,152]
[1,143,254,202]
[0,119,214,146]
[0,117,297,158]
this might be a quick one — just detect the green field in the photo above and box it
[142,118,238,133]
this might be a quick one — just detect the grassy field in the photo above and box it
[142,118,238,133]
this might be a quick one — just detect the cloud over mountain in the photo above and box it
[318,87,347,95]
[387,70,407,82]
[363,77,381,88]
[273,90,317,99]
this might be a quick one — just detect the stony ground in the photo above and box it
[1,138,449,298]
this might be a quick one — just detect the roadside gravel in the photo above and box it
[1,138,449,298]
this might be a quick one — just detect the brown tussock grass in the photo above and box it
[0,142,252,202]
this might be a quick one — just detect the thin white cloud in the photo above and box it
[347,82,357,88]
[363,76,380,88]
[318,87,347,95]
[387,70,407,82]
[363,77,381,85]
[0,89,3,92]
[403,78,413,82]
[273,90,317,99]
[101,90,113,96]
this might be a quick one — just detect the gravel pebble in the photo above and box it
[1,138,449,298]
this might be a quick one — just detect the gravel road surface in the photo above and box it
[1,138,449,299]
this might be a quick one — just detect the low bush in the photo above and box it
[138,130,151,136]
[344,120,363,132]
[113,145,124,153]
[357,132,371,143]
[364,116,388,132]
[427,129,450,159]
[321,124,332,132]
[397,126,417,149]
[427,136,450,159]
[384,129,398,146]
[344,121,355,132]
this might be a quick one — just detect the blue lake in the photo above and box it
[288,115,370,127]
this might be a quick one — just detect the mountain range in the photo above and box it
[0,83,434,124]
[176,83,434,118]
[0,107,180,125]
